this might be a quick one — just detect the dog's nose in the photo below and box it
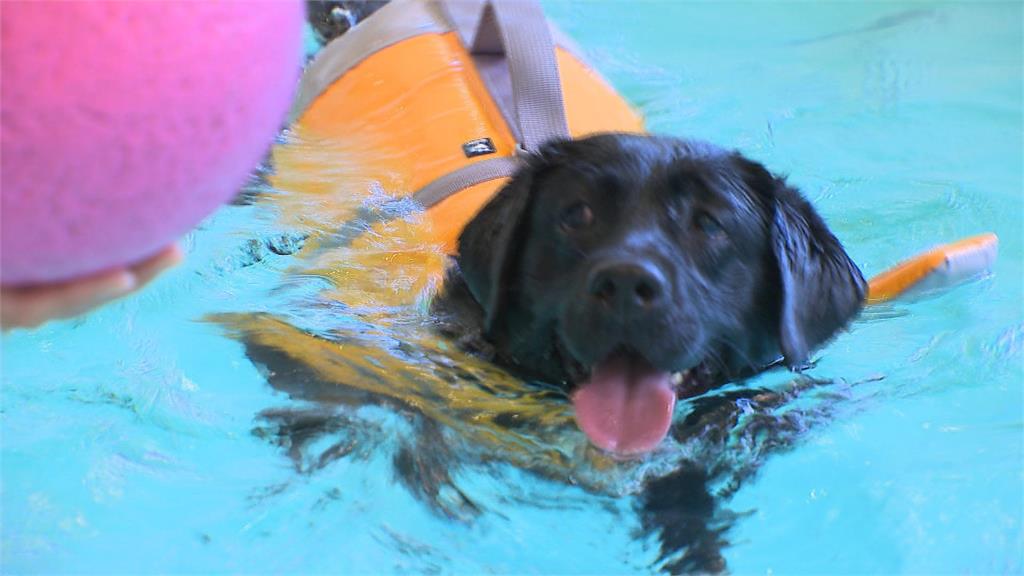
[587,260,667,316]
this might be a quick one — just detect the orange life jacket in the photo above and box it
[267,0,996,307]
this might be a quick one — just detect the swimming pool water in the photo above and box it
[2,2,1021,573]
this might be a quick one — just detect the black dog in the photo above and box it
[235,9,867,570]
[434,133,866,455]
[230,132,867,573]
[224,134,867,573]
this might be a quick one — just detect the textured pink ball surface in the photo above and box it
[1,1,304,285]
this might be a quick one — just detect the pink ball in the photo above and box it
[1,1,304,286]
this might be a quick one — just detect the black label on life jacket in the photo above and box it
[463,138,497,158]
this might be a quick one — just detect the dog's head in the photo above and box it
[453,133,865,455]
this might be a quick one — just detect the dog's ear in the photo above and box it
[456,163,539,335]
[736,155,867,369]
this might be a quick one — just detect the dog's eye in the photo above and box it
[696,212,724,238]
[560,202,594,231]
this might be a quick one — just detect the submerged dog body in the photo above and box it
[435,133,866,454]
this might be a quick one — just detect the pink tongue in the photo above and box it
[571,355,676,455]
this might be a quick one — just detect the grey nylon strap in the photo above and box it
[470,0,569,151]
[412,156,522,208]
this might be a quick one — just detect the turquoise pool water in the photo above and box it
[2,2,1021,573]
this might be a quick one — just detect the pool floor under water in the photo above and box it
[2,2,1022,574]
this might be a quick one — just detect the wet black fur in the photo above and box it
[429,133,867,573]
[435,133,866,390]
[305,1,389,45]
